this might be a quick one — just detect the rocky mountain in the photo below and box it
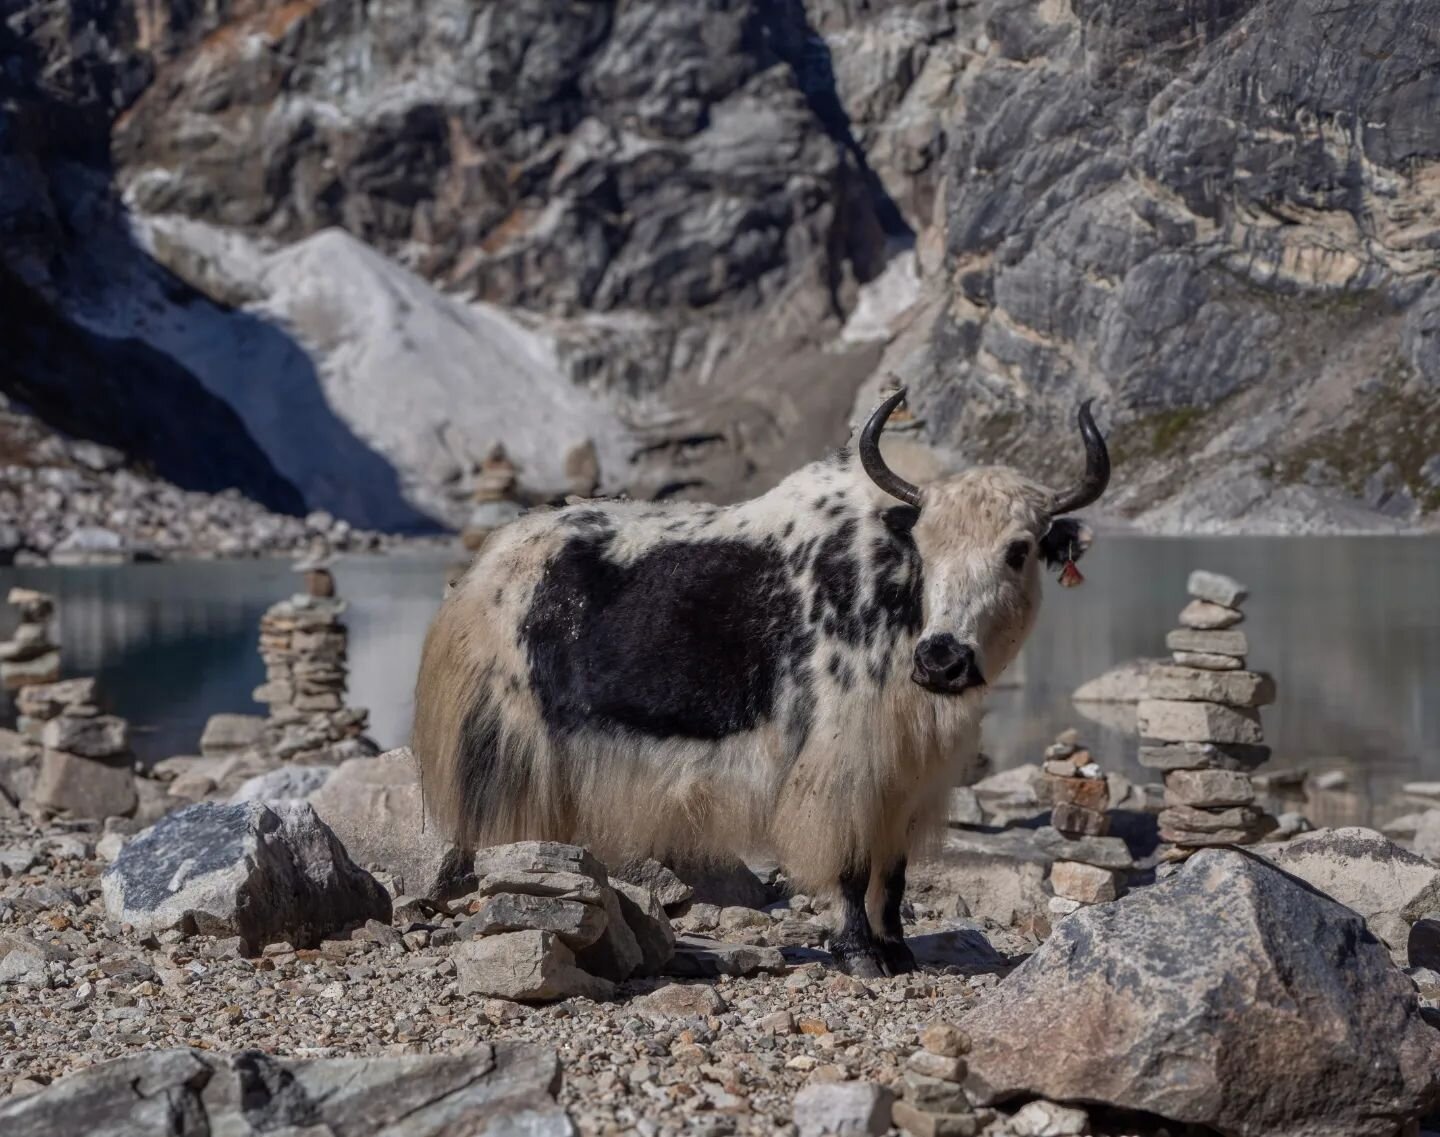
[2,0,1438,533]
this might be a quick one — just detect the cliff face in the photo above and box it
[3,0,1439,531]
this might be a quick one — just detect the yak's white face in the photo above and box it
[907,467,1091,696]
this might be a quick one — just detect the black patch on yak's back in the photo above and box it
[523,533,811,741]
[811,519,861,644]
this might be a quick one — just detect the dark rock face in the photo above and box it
[0,1044,571,1137]
[961,848,1440,1137]
[101,801,391,953]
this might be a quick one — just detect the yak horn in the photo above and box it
[1049,399,1111,516]
[859,388,923,509]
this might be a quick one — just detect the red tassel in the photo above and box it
[1059,560,1085,588]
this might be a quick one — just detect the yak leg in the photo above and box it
[876,857,917,976]
[828,862,886,978]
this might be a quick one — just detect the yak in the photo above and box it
[413,390,1110,976]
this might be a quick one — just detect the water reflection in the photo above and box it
[0,537,1436,825]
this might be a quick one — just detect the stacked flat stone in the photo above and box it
[462,445,523,552]
[1039,728,1132,913]
[20,676,138,819]
[1137,571,1277,850]
[0,588,60,690]
[891,1021,976,1137]
[253,567,372,763]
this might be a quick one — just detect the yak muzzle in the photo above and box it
[911,634,985,695]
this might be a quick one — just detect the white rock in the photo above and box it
[453,929,613,1003]
[793,1081,893,1137]
[1188,570,1248,608]
[1010,1099,1089,1136]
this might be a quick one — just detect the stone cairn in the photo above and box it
[1039,728,1133,914]
[253,555,374,763]
[0,587,61,690]
[461,445,523,553]
[892,1021,975,1137]
[14,667,138,822]
[1136,570,1277,853]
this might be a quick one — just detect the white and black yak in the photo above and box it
[413,390,1110,976]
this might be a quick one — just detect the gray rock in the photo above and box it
[199,713,266,756]
[309,748,468,900]
[1144,666,1275,707]
[1177,599,1244,630]
[1010,1101,1088,1137]
[0,933,69,988]
[910,829,1050,926]
[1164,629,1249,659]
[1138,741,1271,772]
[673,857,773,910]
[1033,828,1132,870]
[1260,827,1440,963]
[473,841,607,887]
[230,764,335,804]
[102,800,390,953]
[612,857,694,910]
[971,764,1045,825]
[629,982,727,1020]
[1163,769,1257,808]
[1069,658,1159,703]
[470,892,608,950]
[1187,571,1249,608]
[667,935,786,978]
[455,929,614,1003]
[0,1043,573,1136]
[1,651,60,690]
[962,850,1440,1136]
[575,882,645,983]
[1414,810,1440,861]
[947,787,984,827]
[475,870,606,906]
[793,1082,893,1137]
[40,714,130,759]
[1137,699,1264,745]
[610,878,677,976]
[1171,650,1245,671]
[32,749,137,819]
[15,678,96,720]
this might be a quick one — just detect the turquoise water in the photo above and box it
[1,537,1436,824]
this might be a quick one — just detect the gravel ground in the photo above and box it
[0,813,1037,1136]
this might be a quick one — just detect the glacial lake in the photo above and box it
[1,537,1437,827]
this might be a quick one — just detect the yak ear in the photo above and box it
[1039,518,1093,568]
[881,504,919,535]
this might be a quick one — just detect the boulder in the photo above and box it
[963,850,1440,1137]
[230,764,336,803]
[32,749,137,819]
[309,748,468,899]
[1136,700,1263,745]
[910,830,1049,926]
[1260,827,1440,962]
[199,713,266,756]
[101,800,391,953]
[0,1044,572,1136]
[454,929,614,1002]
[1069,658,1159,703]
[1187,571,1248,608]
[40,714,130,758]
[1413,810,1440,861]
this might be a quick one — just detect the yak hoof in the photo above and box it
[879,937,917,976]
[831,947,886,979]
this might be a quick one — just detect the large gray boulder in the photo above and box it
[0,1044,573,1136]
[309,747,468,900]
[962,849,1440,1137]
[1260,827,1440,963]
[32,749,137,820]
[102,800,390,953]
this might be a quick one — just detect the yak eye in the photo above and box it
[1005,540,1030,571]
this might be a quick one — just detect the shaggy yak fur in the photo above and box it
[414,393,1107,976]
